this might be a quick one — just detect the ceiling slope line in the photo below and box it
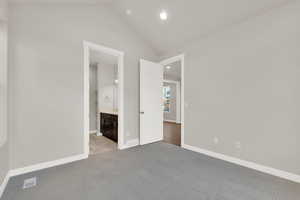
[175,0,298,54]
[108,2,162,57]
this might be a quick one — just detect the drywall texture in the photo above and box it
[89,64,98,132]
[97,63,118,113]
[181,1,300,175]
[0,0,7,21]
[0,143,8,187]
[0,3,7,147]
[8,4,157,169]
[0,0,9,189]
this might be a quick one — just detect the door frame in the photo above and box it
[83,41,125,155]
[160,54,185,146]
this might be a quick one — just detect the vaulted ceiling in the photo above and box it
[110,0,290,56]
[9,0,291,56]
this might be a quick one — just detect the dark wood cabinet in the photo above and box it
[100,112,118,143]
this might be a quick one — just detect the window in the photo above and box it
[163,86,171,112]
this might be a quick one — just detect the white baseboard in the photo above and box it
[120,138,139,150]
[0,171,10,199]
[89,130,97,134]
[10,153,88,177]
[182,144,300,183]
[96,132,103,136]
[0,153,88,198]
[90,130,102,136]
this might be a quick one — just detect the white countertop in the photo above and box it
[99,108,118,115]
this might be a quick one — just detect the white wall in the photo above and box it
[97,63,118,112]
[89,64,98,132]
[174,1,300,175]
[0,9,7,148]
[8,3,157,169]
[0,0,7,21]
[0,0,9,190]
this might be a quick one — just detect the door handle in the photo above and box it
[140,111,145,114]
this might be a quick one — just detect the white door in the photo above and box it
[140,59,163,145]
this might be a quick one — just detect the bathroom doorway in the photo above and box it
[83,41,125,156]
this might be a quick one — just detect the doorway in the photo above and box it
[83,41,125,156]
[139,55,184,147]
[161,56,184,146]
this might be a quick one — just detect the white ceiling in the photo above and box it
[164,61,181,82]
[111,0,289,55]
[9,0,290,56]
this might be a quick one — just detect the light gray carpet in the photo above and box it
[2,142,300,200]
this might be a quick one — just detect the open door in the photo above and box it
[140,59,163,145]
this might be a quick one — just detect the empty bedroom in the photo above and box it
[0,0,300,200]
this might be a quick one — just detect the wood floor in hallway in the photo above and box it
[163,121,181,146]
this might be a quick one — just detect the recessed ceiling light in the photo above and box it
[166,66,171,70]
[160,10,168,21]
[126,9,132,15]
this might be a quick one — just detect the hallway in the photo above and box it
[163,122,181,146]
